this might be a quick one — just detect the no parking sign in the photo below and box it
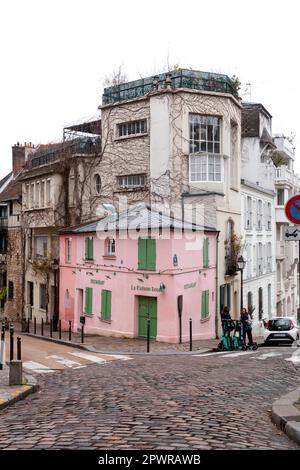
[285,195,300,224]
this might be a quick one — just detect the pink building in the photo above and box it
[59,206,218,343]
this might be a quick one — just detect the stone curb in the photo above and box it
[271,387,300,446]
[22,332,215,356]
[0,376,39,411]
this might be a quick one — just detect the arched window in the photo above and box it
[94,174,101,194]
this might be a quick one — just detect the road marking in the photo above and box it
[193,351,234,357]
[23,361,55,373]
[45,355,84,368]
[254,352,283,360]
[285,348,300,364]
[219,351,259,358]
[105,354,132,361]
[68,352,108,364]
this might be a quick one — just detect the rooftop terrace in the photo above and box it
[102,69,239,105]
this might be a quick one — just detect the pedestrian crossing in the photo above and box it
[23,351,132,374]
[193,347,300,364]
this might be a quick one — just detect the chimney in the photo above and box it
[12,142,33,176]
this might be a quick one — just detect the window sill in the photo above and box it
[84,313,93,317]
[84,259,95,263]
[200,315,211,323]
[99,318,112,324]
[114,133,148,142]
[114,186,148,193]
[103,255,116,260]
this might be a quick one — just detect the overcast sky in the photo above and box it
[0,0,299,179]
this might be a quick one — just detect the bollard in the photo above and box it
[10,323,14,361]
[69,321,72,341]
[9,361,23,386]
[0,324,4,370]
[50,319,53,338]
[27,318,30,334]
[59,320,62,340]
[17,337,21,361]
[189,318,193,352]
[34,317,36,335]
[41,318,44,336]
[147,318,150,353]
[81,324,84,344]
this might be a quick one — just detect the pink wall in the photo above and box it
[59,229,217,342]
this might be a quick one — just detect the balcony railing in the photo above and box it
[29,137,101,169]
[102,69,238,105]
[274,167,300,187]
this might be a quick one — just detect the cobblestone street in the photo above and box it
[1,346,300,450]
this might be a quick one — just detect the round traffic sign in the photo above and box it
[285,195,300,224]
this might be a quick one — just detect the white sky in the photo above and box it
[0,0,299,179]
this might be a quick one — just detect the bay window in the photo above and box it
[189,114,222,183]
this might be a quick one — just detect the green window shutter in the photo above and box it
[101,290,112,320]
[205,290,209,318]
[201,291,205,319]
[138,238,147,269]
[85,237,93,260]
[85,238,89,259]
[203,237,209,267]
[85,287,93,314]
[88,238,93,260]
[106,290,111,320]
[146,239,156,270]
[101,290,106,319]
[201,290,209,319]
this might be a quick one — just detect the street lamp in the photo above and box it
[237,255,246,313]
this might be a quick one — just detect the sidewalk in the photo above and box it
[0,363,38,411]
[19,322,264,355]
[272,386,300,446]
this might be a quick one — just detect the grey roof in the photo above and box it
[62,204,217,234]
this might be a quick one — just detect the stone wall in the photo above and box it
[4,228,24,321]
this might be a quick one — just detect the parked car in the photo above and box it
[264,317,300,345]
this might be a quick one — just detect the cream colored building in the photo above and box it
[273,134,300,317]
[98,70,242,331]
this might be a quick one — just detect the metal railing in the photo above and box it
[102,69,237,105]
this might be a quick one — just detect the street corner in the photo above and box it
[271,386,300,445]
[0,383,38,411]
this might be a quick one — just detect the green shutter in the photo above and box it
[101,290,112,320]
[201,291,205,319]
[138,238,147,269]
[146,239,156,270]
[205,290,209,318]
[85,238,89,260]
[201,290,209,320]
[85,287,93,314]
[203,237,209,267]
[85,237,93,260]
[106,290,111,320]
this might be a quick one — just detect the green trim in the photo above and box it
[85,287,93,314]
[138,238,156,271]
[101,289,112,320]
[201,290,209,320]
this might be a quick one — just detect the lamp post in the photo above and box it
[237,255,246,313]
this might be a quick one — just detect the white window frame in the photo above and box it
[35,236,48,259]
[189,114,221,155]
[118,174,146,189]
[117,119,147,139]
[189,154,223,183]
[107,238,116,256]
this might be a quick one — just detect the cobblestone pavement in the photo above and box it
[0,347,300,450]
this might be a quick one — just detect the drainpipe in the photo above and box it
[215,231,220,339]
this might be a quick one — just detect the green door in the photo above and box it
[138,296,157,339]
